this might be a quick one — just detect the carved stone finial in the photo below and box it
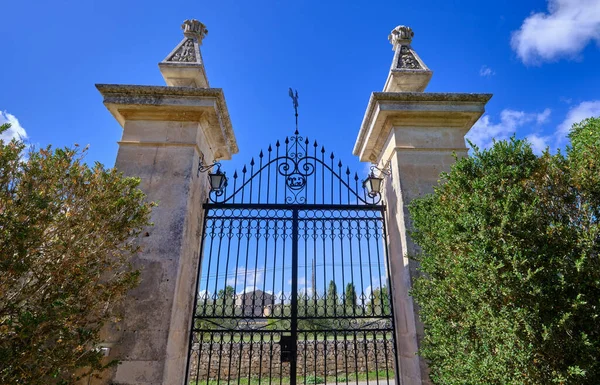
[159,19,210,87]
[383,24,432,92]
[182,19,208,43]
[389,25,414,48]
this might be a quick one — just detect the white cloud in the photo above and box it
[0,111,28,141]
[289,276,307,286]
[469,101,600,154]
[526,133,552,154]
[511,0,600,64]
[556,100,600,140]
[226,266,263,288]
[467,108,551,150]
[479,65,495,77]
[526,101,600,151]
[536,108,552,124]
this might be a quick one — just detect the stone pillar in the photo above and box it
[354,26,491,385]
[93,20,237,385]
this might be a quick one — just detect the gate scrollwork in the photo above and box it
[208,130,382,205]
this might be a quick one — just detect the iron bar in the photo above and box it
[195,331,204,382]
[258,151,264,204]
[240,216,253,316]
[250,158,255,204]
[372,330,380,385]
[357,219,366,317]
[211,218,226,316]
[204,202,385,211]
[290,209,299,385]
[251,218,262,318]
[201,220,216,317]
[205,331,215,385]
[382,216,400,385]
[365,220,375,317]
[221,219,235,318]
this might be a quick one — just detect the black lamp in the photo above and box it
[198,160,228,193]
[208,167,227,193]
[363,165,390,198]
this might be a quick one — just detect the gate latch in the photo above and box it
[279,335,296,362]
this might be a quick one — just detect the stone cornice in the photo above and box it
[96,84,225,98]
[354,92,492,162]
[96,84,238,159]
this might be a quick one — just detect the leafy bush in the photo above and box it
[410,118,600,384]
[0,123,154,384]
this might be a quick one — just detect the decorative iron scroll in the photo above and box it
[208,130,382,205]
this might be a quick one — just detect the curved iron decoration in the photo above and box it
[208,130,382,205]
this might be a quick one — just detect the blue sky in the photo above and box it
[0,0,600,177]
[2,0,600,178]
[2,0,599,299]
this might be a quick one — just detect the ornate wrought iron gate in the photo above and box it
[186,131,398,385]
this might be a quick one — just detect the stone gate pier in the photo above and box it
[353,26,491,384]
[94,20,238,385]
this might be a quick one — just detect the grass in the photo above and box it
[191,369,395,385]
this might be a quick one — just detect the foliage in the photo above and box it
[297,291,332,332]
[327,280,338,307]
[215,285,237,313]
[305,376,324,384]
[344,283,357,311]
[366,285,390,316]
[409,117,600,384]
[195,285,238,331]
[205,279,389,334]
[0,124,154,384]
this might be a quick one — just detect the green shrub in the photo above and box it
[0,124,154,384]
[410,117,600,384]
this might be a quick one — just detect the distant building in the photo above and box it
[235,289,275,317]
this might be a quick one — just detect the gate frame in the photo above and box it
[185,130,400,385]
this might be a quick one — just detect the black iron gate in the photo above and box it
[186,131,398,385]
